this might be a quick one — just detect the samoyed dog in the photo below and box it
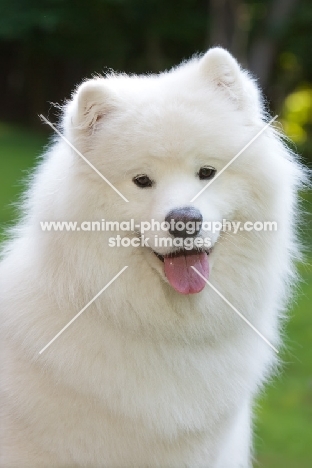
[0,48,305,467]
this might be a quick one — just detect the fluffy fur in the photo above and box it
[0,48,305,467]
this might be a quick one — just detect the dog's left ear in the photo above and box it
[200,48,262,112]
[72,79,118,131]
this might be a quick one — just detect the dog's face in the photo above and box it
[64,48,291,296]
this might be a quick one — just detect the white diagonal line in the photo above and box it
[190,115,278,202]
[39,266,128,354]
[191,267,278,353]
[40,114,129,203]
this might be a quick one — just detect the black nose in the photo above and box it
[165,207,203,238]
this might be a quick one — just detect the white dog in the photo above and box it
[0,48,305,467]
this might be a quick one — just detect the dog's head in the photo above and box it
[62,48,300,296]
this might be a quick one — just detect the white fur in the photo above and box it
[0,48,305,467]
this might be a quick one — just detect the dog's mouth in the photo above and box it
[152,247,212,295]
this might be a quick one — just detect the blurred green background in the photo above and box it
[0,1,311,466]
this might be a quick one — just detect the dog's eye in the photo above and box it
[133,174,154,188]
[198,166,216,180]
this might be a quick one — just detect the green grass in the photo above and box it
[255,260,312,467]
[1,123,311,467]
[0,122,47,232]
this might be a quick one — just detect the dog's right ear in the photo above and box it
[199,48,262,114]
[73,79,117,131]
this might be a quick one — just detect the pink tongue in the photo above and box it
[164,251,209,294]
